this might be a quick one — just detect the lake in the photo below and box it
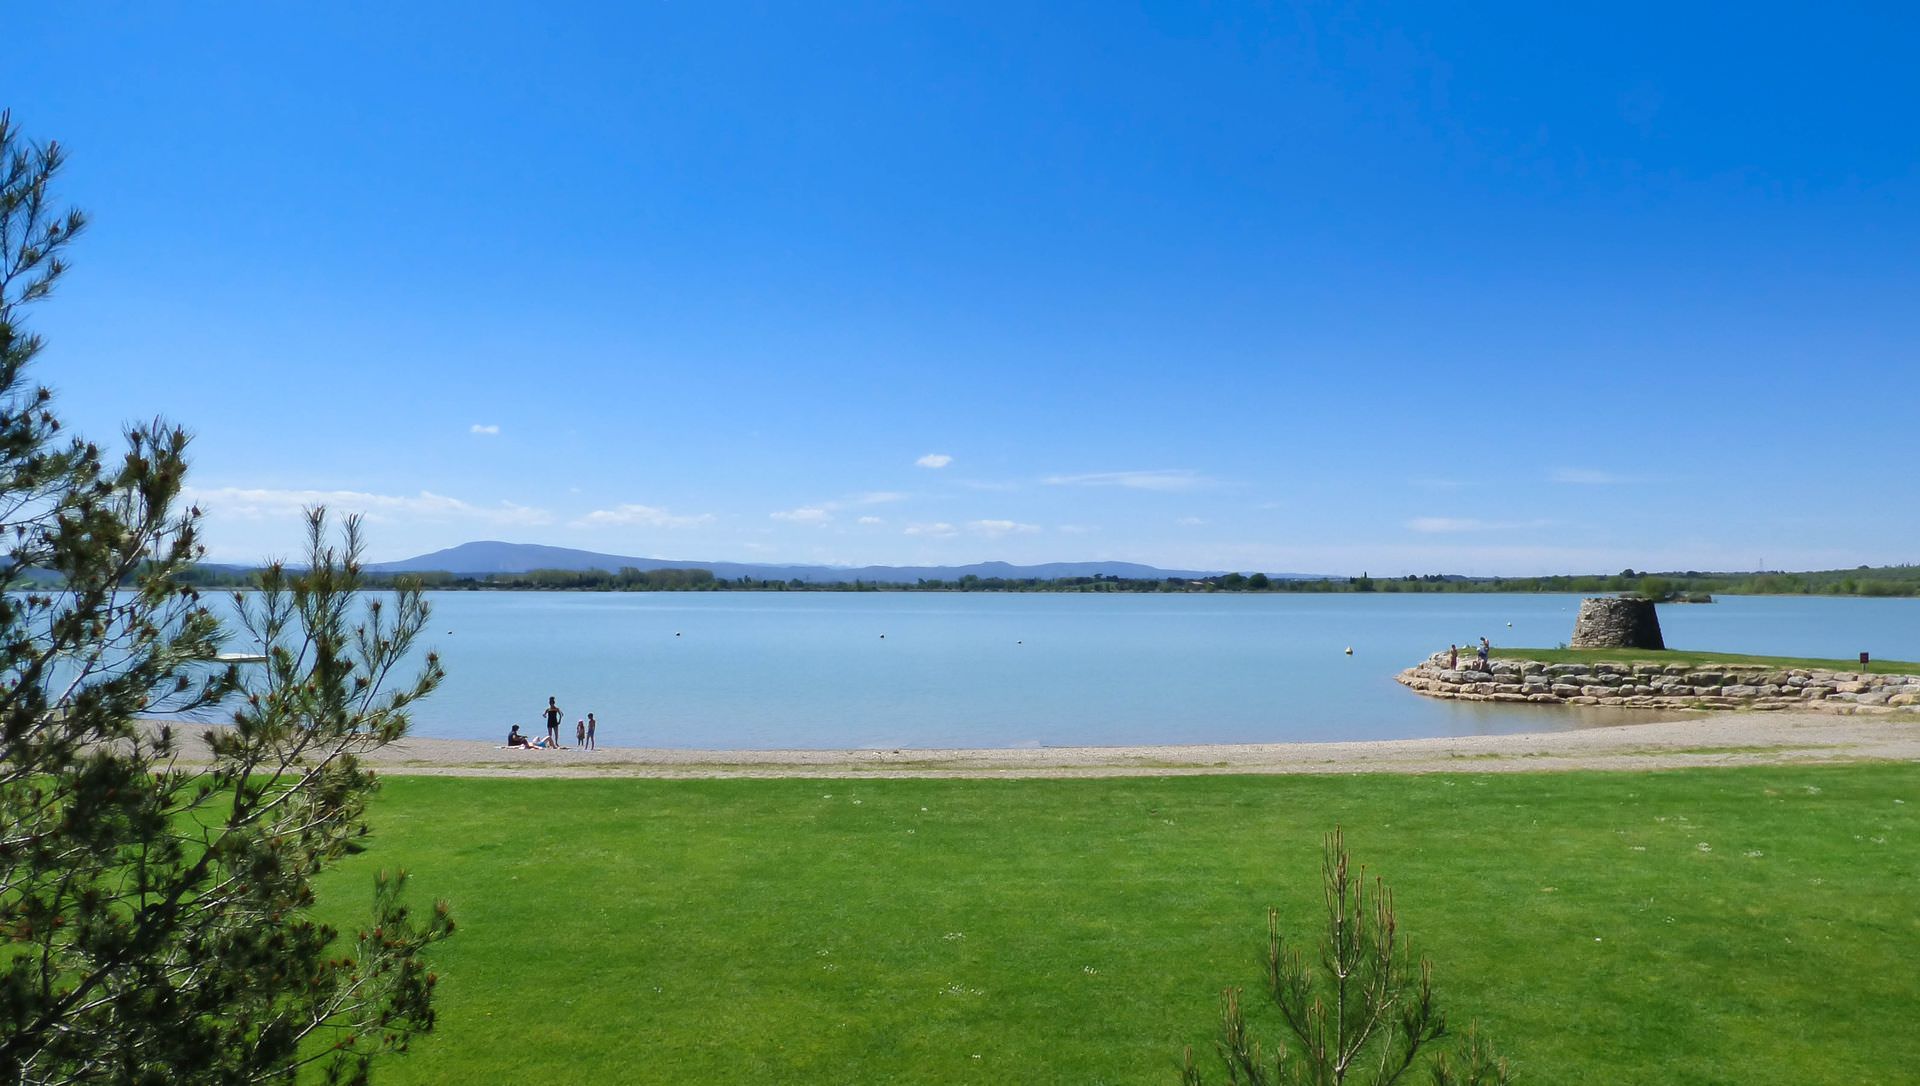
[330,591,1918,749]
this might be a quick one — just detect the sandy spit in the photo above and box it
[159,710,1920,780]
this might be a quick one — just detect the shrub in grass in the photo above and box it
[1182,829,1511,1086]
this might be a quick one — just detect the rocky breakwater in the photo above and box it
[1397,653,1920,713]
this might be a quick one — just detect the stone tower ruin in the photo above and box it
[1570,596,1665,650]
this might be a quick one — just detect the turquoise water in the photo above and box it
[328,592,1918,749]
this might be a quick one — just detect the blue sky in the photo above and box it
[9,3,1918,574]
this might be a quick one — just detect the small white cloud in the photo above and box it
[470,424,500,436]
[857,515,885,525]
[968,519,1040,538]
[916,453,954,469]
[1043,469,1215,492]
[851,491,908,506]
[772,506,833,523]
[904,521,957,537]
[1175,516,1208,527]
[576,504,715,529]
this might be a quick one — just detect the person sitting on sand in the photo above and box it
[507,725,561,749]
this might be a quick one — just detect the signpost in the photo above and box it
[1860,651,1870,673]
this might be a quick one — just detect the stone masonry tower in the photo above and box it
[1570,596,1665,649]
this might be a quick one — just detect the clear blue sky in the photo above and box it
[9,3,1918,573]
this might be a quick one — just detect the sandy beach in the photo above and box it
[162,709,1920,779]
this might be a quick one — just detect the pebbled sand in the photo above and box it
[216,709,1920,779]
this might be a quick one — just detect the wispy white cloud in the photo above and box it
[1550,467,1630,485]
[469,423,501,436]
[185,486,552,526]
[576,504,714,529]
[968,519,1040,538]
[958,479,1022,492]
[915,453,953,469]
[1056,524,1098,535]
[857,515,885,525]
[1043,469,1216,492]
[1175,516,1208,526]
[1407,516,1551,534]
[772,492,906,524]
[904,522,957,537]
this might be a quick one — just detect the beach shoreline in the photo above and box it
[161,710,1920,779]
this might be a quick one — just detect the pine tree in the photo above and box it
[1182,829,1512,1086]
[1,110,451,1085]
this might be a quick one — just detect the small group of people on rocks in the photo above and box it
[507,695,598,750]
[1448,637,1493,672]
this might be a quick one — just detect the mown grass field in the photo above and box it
[321,765,1920,1084]
[1493,647,1920,675]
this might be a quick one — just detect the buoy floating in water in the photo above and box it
[1344,647,1354,655]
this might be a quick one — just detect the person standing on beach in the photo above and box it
[1448,643,1459,670]
[576,718,586,747]
[586,712,597,751]
[543,696,563,745]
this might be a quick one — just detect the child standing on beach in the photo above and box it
[586,712,597,751]
[576,719,586,748]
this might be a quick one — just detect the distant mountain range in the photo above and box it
[365,540,1299,584]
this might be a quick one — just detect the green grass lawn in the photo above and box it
[1493,646,1920,674]
[321,765,1920,1084]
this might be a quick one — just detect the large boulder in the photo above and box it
[1570,596,1665,650]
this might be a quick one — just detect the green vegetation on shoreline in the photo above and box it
[170,563,1920,598]
[1491,647,1920,675]
[327,766,1920,1085]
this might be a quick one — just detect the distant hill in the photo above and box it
[365,540,1272,584]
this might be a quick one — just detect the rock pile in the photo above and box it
[1398,654,1920,713]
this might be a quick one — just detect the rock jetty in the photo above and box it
[1397,654,1920,713]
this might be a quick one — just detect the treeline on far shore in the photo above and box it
[163,563,1920,598]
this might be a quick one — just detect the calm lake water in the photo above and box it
[325,591,1920,749]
